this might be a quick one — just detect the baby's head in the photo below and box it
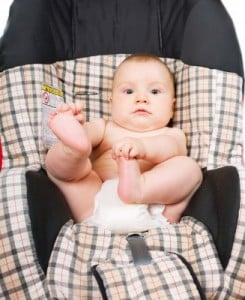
[113,54,175,94]
[110,54,176,132]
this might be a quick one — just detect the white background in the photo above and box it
[0,1,12,37]
[1,1,245,149]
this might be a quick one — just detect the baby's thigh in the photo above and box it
[56,170,102,222]
[159,156,202,184]
[146,156,202,203]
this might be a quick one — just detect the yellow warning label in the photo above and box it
[41,84,64,97]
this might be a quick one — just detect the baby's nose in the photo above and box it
[136,95,148,103]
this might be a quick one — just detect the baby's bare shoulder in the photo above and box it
[164,126,185,138]
[164,126,184,134]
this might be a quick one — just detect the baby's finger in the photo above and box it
[111,143,121,158]
[112,142,125,158]
[128,147,139,159]
[121,143,134,159]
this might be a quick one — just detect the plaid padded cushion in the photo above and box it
[1,54,245,299]
[0,137,2,170]
[92,253,202,299]
[46,219,222,299]
[0,54,243,169]
[1,167,245,299]
[0,168,52,299]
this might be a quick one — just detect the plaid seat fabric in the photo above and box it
[46,219,222,299]
[0,54,244,299]
[1,55,243,169]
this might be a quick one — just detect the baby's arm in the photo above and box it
[143,128,187,162]
[112,128,187,163]
[84,118,106,148]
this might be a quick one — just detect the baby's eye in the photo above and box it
[124,89,133,94]
[151,89,161,95]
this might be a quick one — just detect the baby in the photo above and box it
[45,54,202,233]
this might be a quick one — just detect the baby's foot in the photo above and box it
[48,104,90,153]
[116,157,143,204]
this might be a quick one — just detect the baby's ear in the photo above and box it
[172,98,176,115]
[109,95,113,105]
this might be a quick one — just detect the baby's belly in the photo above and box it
[92,154,118,181]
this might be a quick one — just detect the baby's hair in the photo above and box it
[123,53,166,65]
[113,53,175,94]
[114,53,174,84]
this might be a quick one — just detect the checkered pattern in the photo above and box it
[46,218,222,299]
[0,168,51,299]
[93,254,201,300]
[0,54,244,299]
[1,55,243,169]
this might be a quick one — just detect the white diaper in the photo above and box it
[83,178,169,234]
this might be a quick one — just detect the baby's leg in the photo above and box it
[52,170,102,222]
[116,157,142,204]
[48,103,90,153]
[46,104,91,183]
[117,156,202,223]
[46,104,101,222]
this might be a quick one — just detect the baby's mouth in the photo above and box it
[134,108,151,115]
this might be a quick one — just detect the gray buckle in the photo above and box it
[126,233,152,266]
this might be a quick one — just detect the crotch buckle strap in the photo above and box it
[126,233,152,266]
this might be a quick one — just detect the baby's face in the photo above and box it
[110,59,175,132]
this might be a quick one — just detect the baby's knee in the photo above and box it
[177,156,203,187]
[188,158,203,189]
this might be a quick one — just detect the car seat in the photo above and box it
[0,0,244,298]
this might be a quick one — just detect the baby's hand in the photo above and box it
[112,137,145,160]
